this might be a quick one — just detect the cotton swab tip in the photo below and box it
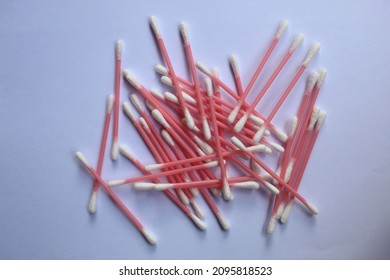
[149,16,161,37]
[151,109,170,128]
[234,114,248,132]
[249,114,265,125]
[190,213,207,230]
[142,228,157,245]
[123,70,142,90]
[216,211,230,231]
[285,159,294,182]
[150,88,164,100]
[222,179,233,201]
[264,181,279,195]
[108,179,126,187]
[232,181,260,189]
[129,94,144,112]
[111,141,119,160]
[316,68,327,88]
[76,151,89,167]
[275,202,285,220]
[274,128,288,142]
[307,203,319,215]
[264,141,284,153]
[177,189,190,205]
[308,107,321,131]
[289,34,304,52]
[194,135,214,154]
[275,20,289,39]
[154,64,168,76]
[135,182,155,190]
[289,116,298,137]
[139,117,150,133]
[119,145,136,161]
[204,77,213,97]
[88,191,98,214]
[306,71,319,93]
[122,102,135,121]
[229,55,240,77]
[184,108,195,129]
[253,126,266,143]
[145,163,164,171]
[250,159,262,175]
[161,129,175,146]
[179,22,189,43]
[195,62,211,75]
[202,117,211,140]
[267,216,277,234]
[115,40,123,59]
[315,111,327,131]
[280,201,293,223]
[302,43,321,66]
[160,75,172,86]
[106,94,114,113]
[228,106,241,124]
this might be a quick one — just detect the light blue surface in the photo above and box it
[0,0,389,259]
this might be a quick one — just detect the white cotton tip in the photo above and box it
[250,159,262,175]
[108,179,126,187]
[106,94,114,114]
[280,201,293,223]
[253,126,266,143]
[316,68,327,88]
[190,199,205,220]
[302,43,321,66]
[134,182,155,190]
[145,163,164,171]
[232,181,260,189]
[122,102,136,121]
[160,76,173,87]
[272,166,281,185]
[115,40,122,59]
[139,117,150,133]
[189,212,207,230]
[142,228,156,245]
[183,93,196,104]
[247,144,268,153]
[154,64,168,76]
[264,141,284,153]
[204,77,213,97]
[264,129,271,136]
[111,141,119,160]
[203,160,219,168]
[149,16,160,37]
[177,189,190,205]
[289,116,298,137]
[285,159,295,182]
[267,215,276,234]
[264,181,280,195]
[234,113,248,132]
[274,127,288,142]
[275,202,285,220]
[307,202,319,215]
[231,136,250,160]
[194,135,214,154]
[229,55,240,77]
[151,109,170,128]
[261,172,273,181]
[195,62,211,75]
[216,211,230,231]
[315,111,327,131]
[129,94,144,112]
[119,145,136,161]
[161,129,175,146]
[145,100,155,111]
[163,91,178,104]
[249,114,264,125]
[306,71,319,94]
[289,34,304,52]
[88,191,98,214]
[210,188,222,197]
[202,117,211,140]
[228,106,241,124]
[149,88,164,101]
[179,22,189,43]
[123,70,142,90]
[308,107,320,131]
[184,108,195,130]
[275,20,289,39]
[195,147,207,157]
[154,183,174,191]
[222,179,233,201]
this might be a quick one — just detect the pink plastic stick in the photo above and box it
[112,41,122,160]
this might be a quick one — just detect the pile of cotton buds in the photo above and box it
[75,17,327,245]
